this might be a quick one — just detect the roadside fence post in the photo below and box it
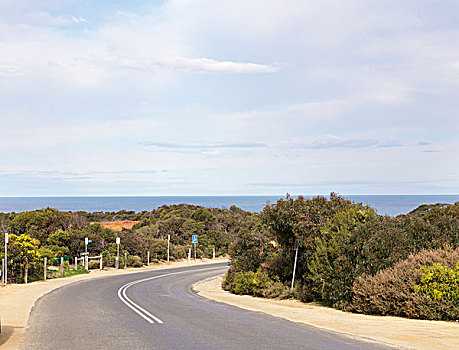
[124,252,127,269]
[213,247,215,259]
[24,257,28,284]
[147,251,150,265]
[85,255,88,271]
[74,257,77,270]
[167,235,170,265]
[44,257,47,281]
[188,248,191,264]
[100,256,103,270]
[60,257,64,276]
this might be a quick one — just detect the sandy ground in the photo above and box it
[0,257,227,350]
[193,275,459,350]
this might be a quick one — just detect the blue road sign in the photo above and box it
[192,235,198,244]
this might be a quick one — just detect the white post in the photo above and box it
[291,240,299,291]
[85,255,88,270]
[147,251,150,265]
[194,243,196,260]
[60,256,64,276]
[75,256,77,270]
[188,248,191,264]
[100,256,103,270]
[116,237,120,269]
[44,257,47,281]
[213,247,215,259]
[167,234,170,264]
[1,258,4,285]
[124,252,127,269]
[4,232,8,287]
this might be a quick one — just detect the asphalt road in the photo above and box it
[21,262,392,350]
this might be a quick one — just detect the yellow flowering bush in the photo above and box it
[414,262,459,301]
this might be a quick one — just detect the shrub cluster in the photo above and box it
[223,268,291,299]
[350,246,459,320]
[224,195,459,320]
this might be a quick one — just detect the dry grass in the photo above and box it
[97,220,139,231]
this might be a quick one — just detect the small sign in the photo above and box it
[192,235,198,244]
[116,237,120,244]
[88,240,92,243]
[5,232,8,244]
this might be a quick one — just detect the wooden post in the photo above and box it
[1,258,4,285]
[124,252,127,269]
[59,257,64,276]
[44,257,47,281]
[24,257,28,284]
[147,251,150,265]
[100,256,103,270]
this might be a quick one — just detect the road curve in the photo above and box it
[21,262,392,350]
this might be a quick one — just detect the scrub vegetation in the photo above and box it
[222,194,459,321]
[0,204,257,284]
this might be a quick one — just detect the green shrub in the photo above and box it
[127,255,143,267]
[414,262,459,301]
[351,246,459,320]
[88,259,100,269]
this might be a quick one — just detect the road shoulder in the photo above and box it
[0,258,227,350]
[193,275,459,350]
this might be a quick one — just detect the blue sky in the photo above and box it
[0,0,458,196]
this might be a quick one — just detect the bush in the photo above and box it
[223,268,291,298]
[88,259,100,269]
[127,255,143,267]
[350,246,459,320]
[414,262,459,301]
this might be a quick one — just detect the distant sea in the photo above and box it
[0,195,457,217]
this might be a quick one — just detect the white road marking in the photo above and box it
[117,265,227,324]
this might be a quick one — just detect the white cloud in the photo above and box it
[108,56,283,74]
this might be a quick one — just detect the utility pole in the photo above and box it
[291,239,299,291]
[4,232,8,287]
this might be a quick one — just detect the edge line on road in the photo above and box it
[117,265,227,324]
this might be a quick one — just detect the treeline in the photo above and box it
[223,194,459,321]
[0,204,258,283]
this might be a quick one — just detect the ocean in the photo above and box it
[0,195,457,216]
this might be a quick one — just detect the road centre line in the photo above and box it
[117,265,227,324]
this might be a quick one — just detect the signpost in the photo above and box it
[192,235,198,260]
[4,233,7,287]
[116,237,120,269]
[84,237,91,270]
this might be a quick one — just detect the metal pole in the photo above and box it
[213,247,215,259]
[124,252,127,269]
[291,240,299,291]
[147,251,150,265]
[188,248,191,264]
[4,233,8,287]
[167,234,170,264]
[1,258,4,285]
[194,243,196,260]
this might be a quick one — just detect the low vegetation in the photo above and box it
[0,204,257,284]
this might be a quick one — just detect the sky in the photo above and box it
[0,0,458,196]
